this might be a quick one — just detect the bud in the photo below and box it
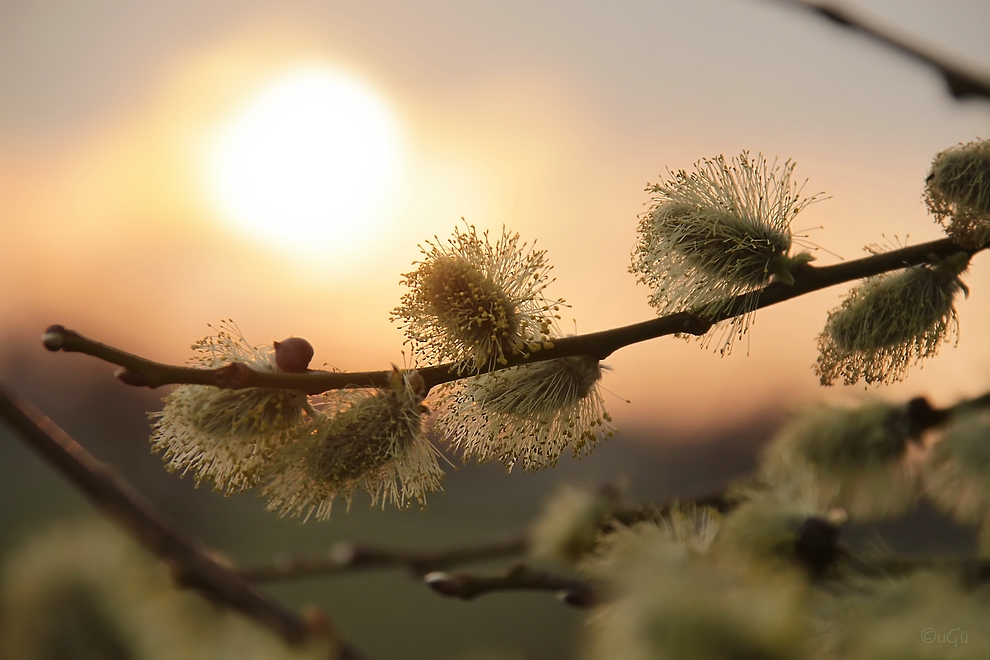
[261,368,443,520]
[150,322,311,493]
[274,337,314,373]
[815,256,968,386]
[393,224,564,372]
[924,138,990,248]
[434,356,613,471]
[631,152,820,354]
[759,401,920,521]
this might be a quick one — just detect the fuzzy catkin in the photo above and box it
[815,260,966,386]
[631,152,819,353]
[925,138,990,249]
[262,370,443,520]
[149,323,310,493]
[393,224,563,372]
[759,401,920,521]
[433,356,613,471]
[924,412,990,525]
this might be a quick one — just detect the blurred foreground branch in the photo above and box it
[424,563,597,608]
[240,534,528,582]
[775,0,990,100]
[0,386,332,651]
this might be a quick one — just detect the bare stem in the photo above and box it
[424,563,596,607]
[240,534,528,582]
[0,386,324,649]
[771,0,990,100]
[42,237,984,394]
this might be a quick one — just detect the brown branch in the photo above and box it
[424,563,596,608]
[771,0,990,100]
[240,534,528,582]
[42,237,985,394]
[0,386,327,649]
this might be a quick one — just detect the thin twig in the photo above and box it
[424,563,597,607]
[0,386,322,648]
[769,0,990,100]
[240,534,529,582]
[42,237,984,394]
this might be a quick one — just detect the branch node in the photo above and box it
[423,571,463,597]
[681,315,713,336]
[115,368,149,387]
[215,362,253,389]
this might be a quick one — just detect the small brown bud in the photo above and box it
[42,324,66,351]
[274,337,314,373]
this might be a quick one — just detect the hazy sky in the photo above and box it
[2,0,989,437]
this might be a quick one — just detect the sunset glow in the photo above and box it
[204,66,402,258]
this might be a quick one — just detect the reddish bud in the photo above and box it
[274,337,314,373]
[42,324,66,351]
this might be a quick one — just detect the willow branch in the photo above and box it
[240,534,528,582]
[771,0,990,100]
[41,237,984,394]
[0,386,320,648]
[424,563,596,607]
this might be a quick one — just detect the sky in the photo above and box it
[1,0,989,439]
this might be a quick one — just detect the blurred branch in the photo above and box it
[0,386,329,650]
[424,563,597,608]
[771,0,990,100]
[42,237,985,394]
[240,534,528,582]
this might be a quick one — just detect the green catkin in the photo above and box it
[149,322,310,493]
[261,369,443,520]
[434,356,613,471]
[815,257,968,386]
[924,412,990,525]
[631,152,819,354]
[760,401,920,520]
[924,138,990,249]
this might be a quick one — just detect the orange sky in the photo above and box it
[2,0,989,438]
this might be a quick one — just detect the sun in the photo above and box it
[204,66,403,258]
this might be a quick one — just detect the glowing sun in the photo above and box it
[205,66,403,257]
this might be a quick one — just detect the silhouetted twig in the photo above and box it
[772,0,990,100]
[41,237,984,393]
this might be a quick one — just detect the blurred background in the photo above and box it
[1,0,988,657]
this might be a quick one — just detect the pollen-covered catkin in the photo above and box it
[149,322,311,493]
[433,355,613,471]
[924,138,990,249]
[815,255,968,386]
[630,152,819,353]
[393,224,563,371]
[261,368,443,520]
